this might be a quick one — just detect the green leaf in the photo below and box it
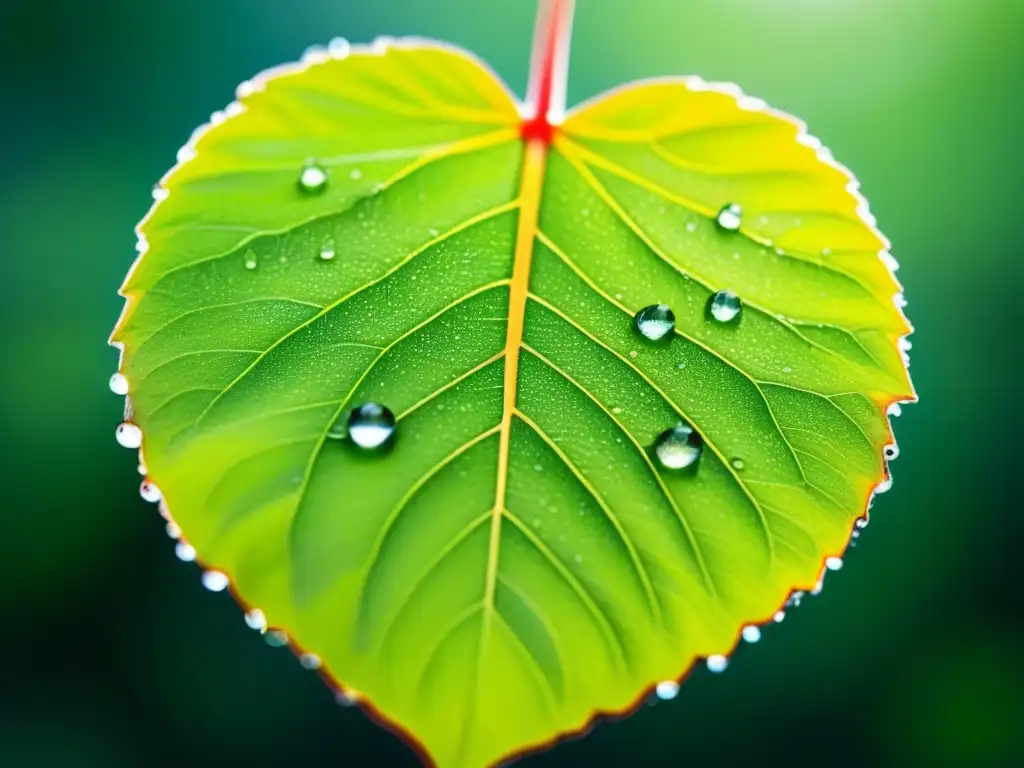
[111,5,913,766]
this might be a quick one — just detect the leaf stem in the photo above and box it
[520,0,575,143]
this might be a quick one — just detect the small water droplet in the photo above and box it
[202,570,229,592]
[349,168,362,180]
[653,423,703,471]
[629,350,638,359]
[140,479,161,503]
[677,362,686,370]
[782,366,793,374]
[773,610,785,623]
[825,556,843,571]
[887,403,903,417]
[573,554,583,563]
[335,689,358,706]
[245,609,267,630]
[165,521,180,539]
[243,249,258,270]
[116,422,142,449]
[109,373,129,395]
[707,290,742,324]
[342,403,396,450]
[299,653,322,670]
[611,406,623,415]
[685,221,697,233]
[742,625,761,643]
[318,237,336,261]
[175,542,196,561]
[707,655,729,673]
[822,247,832,256]
[884,444,899,460]
[264,629,289,647]
[298,162,328,194]
[730,457,745,471]
[855,518,868,529]
[716,203,742,232]
[634,304,676,341]
[655,680,680,700]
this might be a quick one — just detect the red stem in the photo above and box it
[520,0,575,143]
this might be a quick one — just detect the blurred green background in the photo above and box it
[0,0,1020,765]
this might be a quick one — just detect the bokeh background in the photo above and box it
[1,0,1021,765]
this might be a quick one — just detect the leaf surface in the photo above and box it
[112,26,913,768]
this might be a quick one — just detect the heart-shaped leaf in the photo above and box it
[111,2,913,765]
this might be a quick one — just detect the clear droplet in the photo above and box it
[825,556,843,571]
[140,479,161,503]
[773,610,785,623]
[299,653,322,670]
[742,625,761,643]
[335,689,358,706]
[298,162,328,194]
[349,168,362,180]
[344,403,396,450]
[201,570,229,592]
[653,424,703,471]
[855,518,868,529]
[884,444,899,460]
[264,629,289,647]
[887,403,903,418]
[318,237,336,261]
[244,609,267,631]
[708,290,742,324]
[175,542,196,562]
[109,372,129,395]
[165,521,181,539]
[243,249,258,270]
[730,457,745,471]
[707,655,729,673]
[116,422,142,449]
[655,680,680,700]
[716,202,742,232]
[634,304,676,341]
[685,221,697,233]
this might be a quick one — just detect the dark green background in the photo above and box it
[1,0,1020,765]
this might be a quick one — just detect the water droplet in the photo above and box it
[116,422,142,449]
[202,570,229,592]
[264,629,289,647]
[653,423,703,471]
[137,463,147,475]
[628,350,638,359]
[887,403,903,418]
[175,542,196,561]
[634,304,676,341]
[244,609,267,630]
[707,655,729,673]
[140,479,161,503]
[243,249,258,270]
[773,610,785,623]
[109,373,129,395]
[884,444,899,460]
[677,362,686,370]
[318,237,336,261]
[707,290,742,324]
[730,457,745,471]
[825,556,843,571]
[300,653,322,670]
[715,202,742,232]
[782,366,793,374]
[343,403,396,450]
[742,625,761,643]
[655,681,680,700]
[298,162,328,194]
[349,168,362,180]
[165,521,180,539]
[855,518,868,529]
[335,689,358,706]
[685,221,697,233]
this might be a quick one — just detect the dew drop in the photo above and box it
[825,556,843,571]
[707,290,742,324]
[742,625,761,643]
[707,655,729,673]
[298,161,328,194]
[343,403,396,450]
[884,444,899,460]
[685,221,697,233]
[773,610,786,623]
[264,629,289,647]
[318,237,336,261]
[715,202,742,232]
[335,689,358,706]
[629,350,638,359]
[677,362,686,370]
[140,479,161,503]
[855,518,868,529]
[652,423,703,471]
[300,653,322,670]
[244,609,267,630]
[116,422,142,449]
[202,570,229,592]
[349,168,363,180]
[655,680,680,700]
[634,304,676,341]
[165,522,180,539]
[174,542,196,562]
[109,373,129,396]
[243,249,258,270]
[730,457,745,471]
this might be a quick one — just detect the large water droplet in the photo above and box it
[706,655,729,673]
[716,203,742,232]
[298,162,328,194]
[708,290,742,324]
[655,680,680,700]
[244,609,267,631]
[653,424,703,471]
[300,653,322,670]
[109,373,129,396]
[742,625,762,643]
[318,237,336,261]
[202,570,229,592]
[116,422,142,449]
[344,403,396,450]
[140,479,161,503]
[243,249,258,270]
[634,304,675,341]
